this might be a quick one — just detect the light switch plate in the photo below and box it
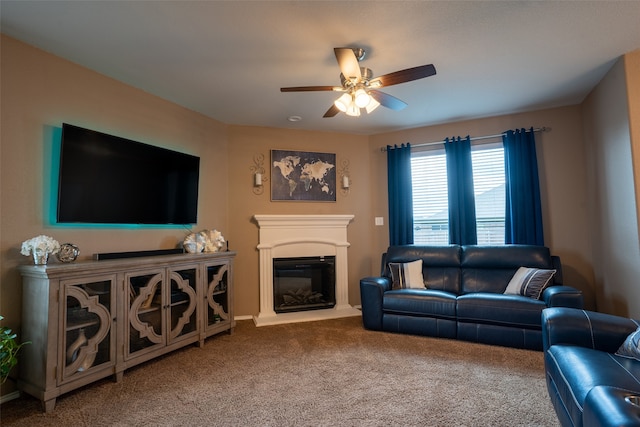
[375,217,384,226]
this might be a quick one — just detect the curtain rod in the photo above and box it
[381,126,551,152]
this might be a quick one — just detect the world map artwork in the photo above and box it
[271,150,336,201]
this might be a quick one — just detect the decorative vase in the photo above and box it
[32,251,49,265]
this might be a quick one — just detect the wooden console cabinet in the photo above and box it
[18,251,235,412]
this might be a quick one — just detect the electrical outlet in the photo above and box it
[375,217,384,226]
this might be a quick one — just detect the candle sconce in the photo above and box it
[338,159,350,197]
[251,153,268,195]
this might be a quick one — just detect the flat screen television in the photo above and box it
[57,123,200,225]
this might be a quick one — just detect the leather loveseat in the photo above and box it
[359,244,583,350]
[542,307,640,427]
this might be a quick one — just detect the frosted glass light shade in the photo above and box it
[365,97,380,114]
[346,102,360,117]
[334,93,351,112]
[354,88,371,108]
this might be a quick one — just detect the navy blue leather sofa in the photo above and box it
[359,245,583,350]
[542,307,640,427]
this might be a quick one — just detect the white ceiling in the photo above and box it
[2,1,640,135]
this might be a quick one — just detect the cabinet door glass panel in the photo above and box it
[205,264,229,328]
[62,278,114,383]
[127,272,164,357]
[168,267,198,343]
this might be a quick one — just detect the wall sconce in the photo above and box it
[251,153,268,195]
[338,159,350,196]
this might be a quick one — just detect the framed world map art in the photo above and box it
[271,149,336,202]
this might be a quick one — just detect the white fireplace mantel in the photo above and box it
[253,214,360,326]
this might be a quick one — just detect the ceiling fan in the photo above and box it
[280,47,436,118]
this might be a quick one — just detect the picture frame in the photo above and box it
[271,149,337,202]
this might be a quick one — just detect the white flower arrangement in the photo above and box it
[20,235,60,257]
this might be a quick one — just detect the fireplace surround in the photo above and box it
[253,214,360,326]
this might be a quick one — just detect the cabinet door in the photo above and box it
[204,262,231,332]
[167,265,198,344]
[125,270,165,359]
[60,276,116,384]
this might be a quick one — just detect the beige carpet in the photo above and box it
[1,317,559,426]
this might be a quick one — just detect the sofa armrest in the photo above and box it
[359,277,391,331]
[542,307,639,353]
[542,285,583,308]
[583,386,640,427]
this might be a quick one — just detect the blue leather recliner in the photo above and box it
[360,245,584,350]
[542,307,640,427]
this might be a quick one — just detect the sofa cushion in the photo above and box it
[384,245,462,294]
[616,326,640,361]
[545,345,640,427]
[383,289,457,319]
[461,245,553,269]
[504,267,556,299]
[457,293,546,328]
[460,245,554,294]
[389,259,425,289]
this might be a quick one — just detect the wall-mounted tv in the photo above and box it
[57,123,200,225]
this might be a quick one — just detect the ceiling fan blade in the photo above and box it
[371,64,436,87]
[369,90,408,111]
[323,104,340,118]
[334,48,361,82]
[280,86,337,92]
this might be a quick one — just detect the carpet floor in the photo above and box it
[0,317,559,426]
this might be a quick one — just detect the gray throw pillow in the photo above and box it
[388,259,425,290]
[616,326,640,361]
[504,267,556,299]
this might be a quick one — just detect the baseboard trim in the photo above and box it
[234,308,361,322]
[1,390,20,404]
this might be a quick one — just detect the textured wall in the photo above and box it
[582,51,640,318]
[369,105,596,309]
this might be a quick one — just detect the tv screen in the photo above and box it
[57,123,200,225]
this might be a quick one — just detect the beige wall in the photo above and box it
[369,106,597,309]
[581,50,640,318]
[226,126,372,317]
[626,50,640,239]
[0,35,229,360]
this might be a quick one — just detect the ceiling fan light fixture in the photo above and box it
[281,47,436,119]
[354,88,371,108]
[334,93,351,113]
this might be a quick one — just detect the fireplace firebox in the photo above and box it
[273,256,336,313]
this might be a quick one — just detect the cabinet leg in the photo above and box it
[43,398,56,413]
[114,371,124,383]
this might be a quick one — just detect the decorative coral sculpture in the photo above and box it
[200,229,225,253]
[183,232,205,253]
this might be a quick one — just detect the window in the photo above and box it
[411,149,449,244]
[411,143,505,245]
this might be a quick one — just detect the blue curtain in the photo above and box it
[445,136,477,245]
[387,143,414,245]
[503,128,544,245]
